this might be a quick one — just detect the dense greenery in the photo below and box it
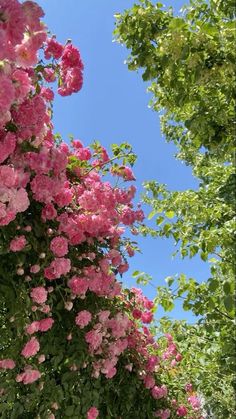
[115,0,236,417]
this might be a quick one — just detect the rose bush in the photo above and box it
[0,1,204,417]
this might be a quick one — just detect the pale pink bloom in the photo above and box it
[144,375,155,389]
[26,321,40,335]
[154,409,171,419]
[64,301,73,311]
[38,354,45,364]
[188,395,201,410]
[0,358,15,369]
[21,337,40,358]
[50,236,68,257]
[30,287,48,304]
[30,264,40,273]
[185,383,193,393]
[85,329,103,352]
[16,367,41,384]
[87,407,99,419]
[51,402,59,410]
[9,235,26,252]
[151,385,168,400]
[75,310,92,329]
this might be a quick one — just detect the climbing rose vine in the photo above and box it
[0,1,204,418]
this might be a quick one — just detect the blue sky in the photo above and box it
[37,0,209,322]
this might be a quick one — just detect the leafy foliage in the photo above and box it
[115,0,236,416]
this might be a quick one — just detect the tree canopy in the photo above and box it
[115,0,236,417]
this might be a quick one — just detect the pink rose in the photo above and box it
[75,310,92,329]
[30,287,48,304]
[38,317,54,332]
[16,367,41,384]
[177,406,188,417]
[50,236,68,257]
[21,337,40,358]
[9,235,26,252]
[0,359,15,370]
[87,407,99,419]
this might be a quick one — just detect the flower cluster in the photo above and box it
[0,1,204,418]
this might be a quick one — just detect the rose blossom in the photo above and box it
[75,310,92,329]
[50,236,68,257]
[16,368,41,385]
[9,235,26,252]
[176,406,188,417]
[21,337,40,358]
[38,317,54,332]
[30,287,48,304]
[87,407,99,419]
[0,359,15,369]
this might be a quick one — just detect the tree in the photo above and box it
[115,0,236,416]
[0,1,203,418]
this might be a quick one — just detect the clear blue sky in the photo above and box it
[37,0,209,322]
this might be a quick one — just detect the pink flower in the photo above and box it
[9,235,26,252]
[61,44,83,69]
[176,353,182,362]
[44,257,71,280]
[0,359,15,370]
[41,87,54,102]
[0,73,15,116]
[141,312,153,324]
[50,236,68,257]
[41,203,57,221]
[16,367,41,384]
[144,375,155,389]
[151,385,168,400]
[26,321,40,335]
[75,310,92,329]
[0,0,25,46]
[146,355,159,372]
[188,395,201,410]
[22,1,44,32]
[185,383,193,393]
[38,317,54,332]
[154,409,171,419]
[177,406,188,417]
[85,329,103,352]
[44,37,63,60]
[132,309,142,319]
[87,407,99,419]
[12,69,32,102]
[68,276,88,296]
[0,132,16,164]
[30,264,40,274]
[30,287,48,304]
[21,337,40,358]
